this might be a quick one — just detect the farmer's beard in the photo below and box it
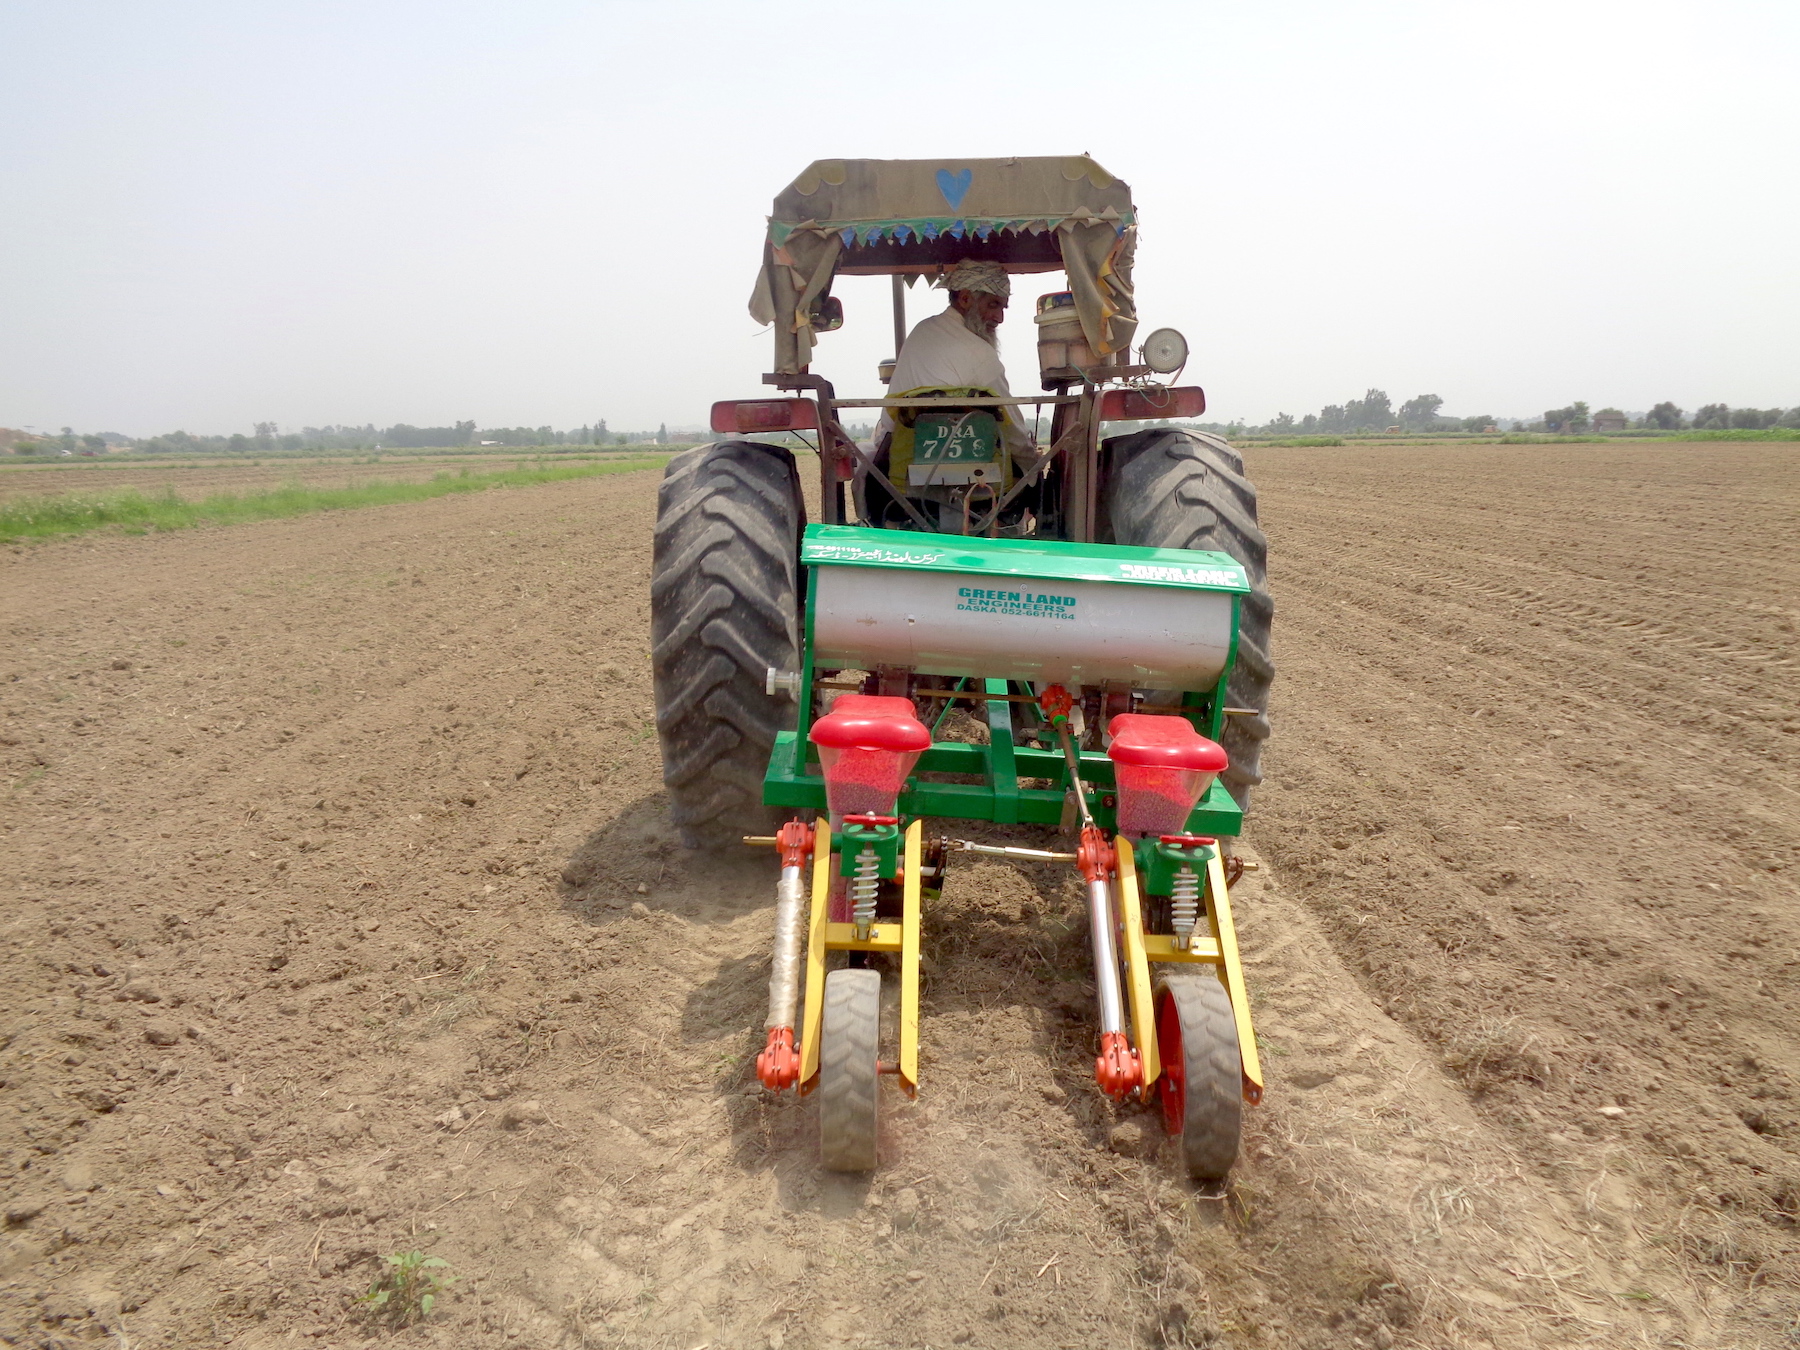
[962,306,1000,348]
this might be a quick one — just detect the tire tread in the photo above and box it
[1102,428,1275,814]
[819,968,881,1171]
[650,441,801,846]
[1159,973,1242,1180]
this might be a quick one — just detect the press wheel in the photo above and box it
[1155,973,1242,1181]
[818,968,881,1171]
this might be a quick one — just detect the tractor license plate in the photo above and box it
[907,411,999,487]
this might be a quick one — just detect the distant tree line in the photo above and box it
[0,426,118,456]
[1536,401,1799,433]
[6,419,688,455]
[16,396,1797,458]
[1212,390,1495,437]
[1256,391,1501,436]
[1162,390,1800,438]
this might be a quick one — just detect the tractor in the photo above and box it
[650,157,1273,1179]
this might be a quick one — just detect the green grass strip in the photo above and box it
[1657,427,1800,442]
[1494,433,1610,444]
[0,457,670,543]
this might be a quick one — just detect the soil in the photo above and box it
[1,441,1795,1349]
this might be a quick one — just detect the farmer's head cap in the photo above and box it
[940,259,1010,299]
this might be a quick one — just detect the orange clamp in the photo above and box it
[1095,1031,1142,1100]
[757,1026,801,1091]
[1039,683,1075,727]
[1077,823,1115,884]
[776,819,815,870]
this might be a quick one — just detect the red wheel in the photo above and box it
[1155,985,1187,1136]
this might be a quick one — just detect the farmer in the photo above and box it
[883,260,1036,459]
[884,258,1016,403]
[867,260,1037,523]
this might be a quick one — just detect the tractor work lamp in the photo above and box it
[710,399,821,435]
[1097,387,1207,422]
[1106,713,1230,837]
[809,694,932,818]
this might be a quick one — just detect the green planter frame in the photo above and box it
[763,525,1249,837]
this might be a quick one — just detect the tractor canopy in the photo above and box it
[749,156,1138,373]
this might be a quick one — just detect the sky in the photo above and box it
[2,0,1796,437]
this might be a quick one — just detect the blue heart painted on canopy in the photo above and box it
[935,167,972,212]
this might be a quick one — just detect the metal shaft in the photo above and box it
[1061,717,1119,1035]
[950,840,1078,862]
[891,273,907,358]
[766,864,807,1030]
[1056,725,1095,829]
[1087,876,1126,1036]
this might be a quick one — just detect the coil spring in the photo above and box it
[851,847,880,934]
[1171,865,1200,949]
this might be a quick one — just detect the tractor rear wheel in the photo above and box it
[819,968,881,1171]
[1101,428,1274,813]
[1154,972,1242,1182]
[651,440,803,847]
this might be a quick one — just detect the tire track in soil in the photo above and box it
[0,445,1787,1348]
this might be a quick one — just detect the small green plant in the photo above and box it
[360,1250,454,1325]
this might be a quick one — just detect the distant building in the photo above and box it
[1593,413,1627,433]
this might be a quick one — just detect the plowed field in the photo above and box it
[1,441,1795,1349]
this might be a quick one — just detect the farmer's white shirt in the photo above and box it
[877,307,1032,460]
[888,306,1014,399]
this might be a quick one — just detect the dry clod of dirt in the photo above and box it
[1107,1115,1157,1158]
[498,1099,548,1130]
[1,444,1795,1348]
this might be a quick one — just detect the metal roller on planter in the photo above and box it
[805,526,1242,690]
[660,156,1276,1186]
